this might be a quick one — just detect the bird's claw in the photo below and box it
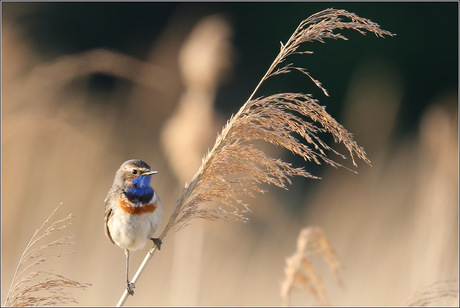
[126,281,135,295]
[151,237,162,250]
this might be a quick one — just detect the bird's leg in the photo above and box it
[125,249,135,295]
[150,237,162,250]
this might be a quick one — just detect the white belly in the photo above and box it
[108,205,162,250]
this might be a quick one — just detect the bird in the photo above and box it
[104,159,162,295]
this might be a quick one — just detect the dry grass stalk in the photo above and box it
[4,203,91,306]
[162,7,393,235]
[407,280,459,306]
[281,227,342,306]
[116,8,392,305]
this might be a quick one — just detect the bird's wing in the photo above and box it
[104,207,115,244]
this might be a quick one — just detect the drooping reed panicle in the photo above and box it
[4,203,91,307]
[116,8,394,305]
[281,226,342,306]
[162,8,392,235]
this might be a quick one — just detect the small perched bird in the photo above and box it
[104,159,162,295]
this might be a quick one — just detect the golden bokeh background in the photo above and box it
[2,2,458,306]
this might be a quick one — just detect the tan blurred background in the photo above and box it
[2,2,458,306]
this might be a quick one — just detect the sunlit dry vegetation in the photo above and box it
[2,4,458,306]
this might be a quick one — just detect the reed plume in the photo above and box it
[4,203,91,306]
[163,8,393,233]
[116,8,393,305]
[281,226,342,306]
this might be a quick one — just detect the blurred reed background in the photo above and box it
[2,2,458,306]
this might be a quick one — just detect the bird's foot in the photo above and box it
[151,237,162,250]
[126,281,135,295]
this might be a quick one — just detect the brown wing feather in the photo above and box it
[104,208,115,244]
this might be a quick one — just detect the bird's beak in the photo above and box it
[142,170,158,176]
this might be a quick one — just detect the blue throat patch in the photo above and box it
[125,175,154,203]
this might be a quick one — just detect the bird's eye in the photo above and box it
[132,169,138,175]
